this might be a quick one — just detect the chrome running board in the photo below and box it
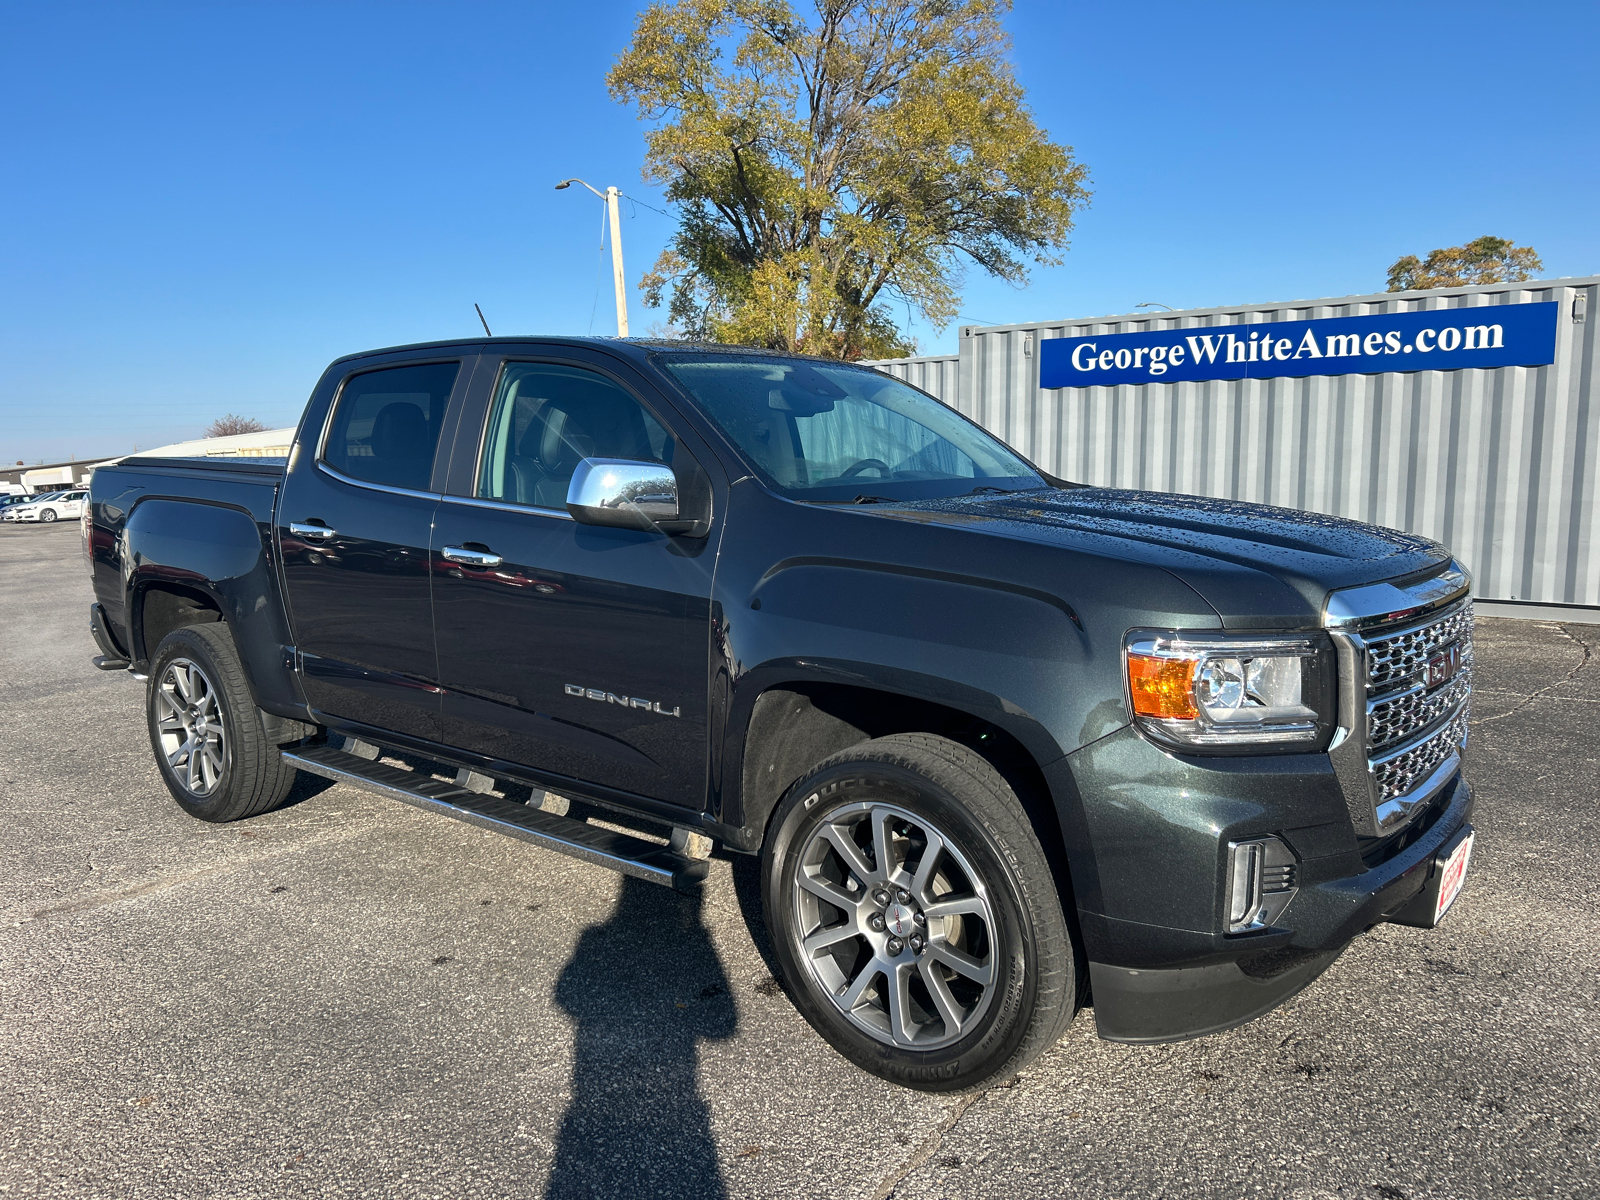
[282,744,707,894]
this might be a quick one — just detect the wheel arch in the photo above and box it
[725,673,1084,913]
[122,497,309,719]
[136,580,225,663]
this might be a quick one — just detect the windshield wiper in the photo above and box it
[966,485,1014,495]
[793,495,895,505]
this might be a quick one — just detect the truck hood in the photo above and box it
[885,487,1454,626]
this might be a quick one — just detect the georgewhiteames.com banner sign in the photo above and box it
[1038,301,1559,389]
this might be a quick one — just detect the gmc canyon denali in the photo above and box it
[86,337,1477,1090]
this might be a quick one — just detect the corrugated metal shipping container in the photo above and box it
[871,277,1599,617]
[872,353,959,404]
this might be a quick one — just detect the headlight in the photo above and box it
[1125,630,1336,752]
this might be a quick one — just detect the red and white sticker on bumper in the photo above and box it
[1433,831,1474,925]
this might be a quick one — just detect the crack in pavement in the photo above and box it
[871,1089,983,1200]
[1473,623,1594,725]
[1474,687,1600,706]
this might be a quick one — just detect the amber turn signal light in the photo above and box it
[1127,653,1200,719]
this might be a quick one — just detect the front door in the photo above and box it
[277,356,470,742]
[430,356,717,808]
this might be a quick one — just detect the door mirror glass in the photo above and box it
[566,458,678,530]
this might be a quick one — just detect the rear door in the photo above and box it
[429,349,721,808]
[277,354,475,742]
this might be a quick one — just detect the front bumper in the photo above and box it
[1053,724,1475,1043]
[1087,772,1472,1042]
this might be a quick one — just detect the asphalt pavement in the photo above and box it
[1,519,1596,1199]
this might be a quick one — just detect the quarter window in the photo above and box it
[322,362,459,492]
[477,363,673,510]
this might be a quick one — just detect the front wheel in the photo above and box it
[147,622,298,822]
[762,733,1079,1091]
[40,508,57,523]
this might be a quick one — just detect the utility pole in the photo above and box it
[605,187,628,338]
[556,178,629,338]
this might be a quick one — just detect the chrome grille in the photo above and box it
[1367,653,1474,751]
[1325,567,1474,838]
[1362,598,1473,816]
[1372,708,1470,802]
[1366,604,1474,691]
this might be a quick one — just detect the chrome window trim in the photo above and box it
[314,356,465,495]
[438,492,574,521]
[467,356,677,514]
[314,461,442,503]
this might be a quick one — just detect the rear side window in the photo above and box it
[322,362,460,491]
[476,362,673,510]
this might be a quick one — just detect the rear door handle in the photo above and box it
[290,522,335,541]
[442,545,503,567]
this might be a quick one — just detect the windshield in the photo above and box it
[661,355,1043,502]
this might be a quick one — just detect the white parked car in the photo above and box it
[2,490,86,523]
[0,492,58,521]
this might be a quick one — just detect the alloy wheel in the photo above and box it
[792,801,998,1050]
[154,658,228,796]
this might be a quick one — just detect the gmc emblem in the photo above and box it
[1425,643,1461,689]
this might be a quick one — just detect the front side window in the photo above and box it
[661,356,1042,502]
[322,362,459,492]
[477,362,673,510]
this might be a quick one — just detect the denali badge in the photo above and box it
[1425,643,1461,689]
[564,684,681,718]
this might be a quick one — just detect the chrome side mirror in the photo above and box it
[566,458,679,531]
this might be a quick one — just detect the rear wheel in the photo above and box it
[146,623,297,822]
[762,733,1078,1091]
[40,508,57,523]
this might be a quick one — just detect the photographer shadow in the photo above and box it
[545,875,737,1199]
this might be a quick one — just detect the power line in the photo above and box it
[617,192,668,219]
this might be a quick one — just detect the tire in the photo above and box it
[146,623,297,822]
[761,733,1078,1092]
[40,509,57,523]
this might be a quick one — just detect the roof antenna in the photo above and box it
[474,303,493,337]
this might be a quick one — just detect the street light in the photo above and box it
[556,178,629,337]
[1135,302,1175,312]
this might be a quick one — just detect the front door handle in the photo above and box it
[290,521,336,540]
[442,545,504,567]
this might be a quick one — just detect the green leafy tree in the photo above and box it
[1386,236,1545,293]
[608,0,1090,360]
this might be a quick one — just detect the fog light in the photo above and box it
[1228,841,1263,931]
[1226,836,1298,933]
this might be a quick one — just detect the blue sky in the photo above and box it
[3,1,1596,463]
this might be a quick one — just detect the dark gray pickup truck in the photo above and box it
[86,336,1477,1090]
